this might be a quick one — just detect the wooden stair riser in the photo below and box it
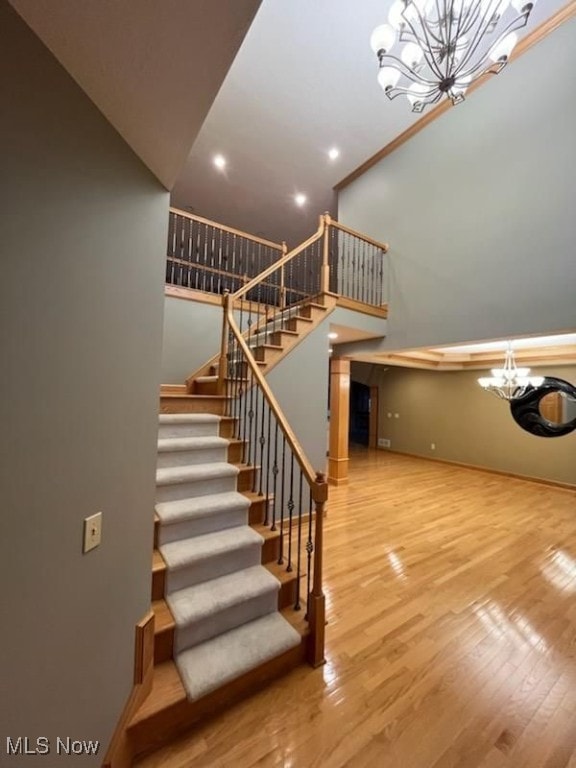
[284,315,314,333]
[236,465,258,492]
[160,395,229,415]
[299,303,327,320]
[269,329,299,347]
[128,639,307,762]
[247,495,269,525]
[193,379,249,397]
[253,345,284,364]
[152,552,166,602]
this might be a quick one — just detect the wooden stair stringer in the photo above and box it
[183,292,337,392]
[128,607,309,762]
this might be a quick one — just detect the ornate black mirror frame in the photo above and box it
[510,376,576,437]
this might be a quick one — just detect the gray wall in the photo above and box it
[351,362,576,486]
[338,19,576,351]
[0,3,168,763]
[161,296,224,382]
[267,318,331,474]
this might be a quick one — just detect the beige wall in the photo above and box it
[351,362,576,486]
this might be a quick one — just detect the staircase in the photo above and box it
[126,294,332,762]
[182,295,336,399]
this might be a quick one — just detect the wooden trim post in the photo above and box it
[308,472,327,667]
[369,385,379,449]
[280,241,287,309]
[218,291,230,395]
[321,213,331,294]
[328,357,350,486]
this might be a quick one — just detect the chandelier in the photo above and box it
[370,0,536,112]
[477,342,544,401]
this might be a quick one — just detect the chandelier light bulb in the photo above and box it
[388,0,407,30]
[370,24,396,54]
[489,32,518,61]
[371,0,535,112]
[401,42,424,68]
[407,82,429,107]
[511,0,536,12]
[477,343,544,401]
[378,66,402,91]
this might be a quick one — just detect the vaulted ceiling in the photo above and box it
[9,0,570,246]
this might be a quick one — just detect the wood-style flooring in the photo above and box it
[136,449,576,768]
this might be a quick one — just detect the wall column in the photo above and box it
[328,357,350,485]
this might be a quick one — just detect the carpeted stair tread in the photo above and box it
[156,462,238,486]
[160,526,263,572]
[158,414,220,424]
[167,565,279,629]
[175,612,301,700]
[157,436,228,452]
[155,492,249,525]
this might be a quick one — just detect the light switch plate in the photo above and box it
[83,512,102,553]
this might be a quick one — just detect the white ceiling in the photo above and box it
[10,0,568,242]
[432,333,576,354]
[171,0,568,245]
[9,0,262,189]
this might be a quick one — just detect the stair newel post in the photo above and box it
[321,213,331,295]
[308,471,327,668]
[280,241,287,310]
[218,291,230,397]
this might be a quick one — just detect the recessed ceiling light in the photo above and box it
[213,154,226,170]
[328,147,340,161]
[328,332,338,339]
[295,193,307,207]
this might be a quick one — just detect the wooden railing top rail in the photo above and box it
[224,294,319,492]
[325,213,389,253]
[231,220,326,302]
[169,206,285,252]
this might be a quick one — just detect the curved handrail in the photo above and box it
[325,214,389,253]
[169,206,284,252]
[223,293,319,493]
[231,220,326,303]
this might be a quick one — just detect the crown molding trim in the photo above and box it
[334,0,576,192]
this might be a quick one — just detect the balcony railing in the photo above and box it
[166,208,389,312]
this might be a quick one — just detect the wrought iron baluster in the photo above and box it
[252,384,260,492]
[294,471,303,610]
[178,214,186,286]
[278,436,286,565]
[305,493,313,621]
[241,352,249,462]
[247,357,255,467]
[264,406,272,522]
[271,421,279,531]
[257,387,265,496]
[286,453,295,573]
[361,240,367,304]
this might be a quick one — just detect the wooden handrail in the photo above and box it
[224,294,319,492]
[169,206,284,252]
[231,218,326,302]
[325,214,389,252]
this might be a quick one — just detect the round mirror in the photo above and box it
[510,377,576,438]
[538,391,576,426]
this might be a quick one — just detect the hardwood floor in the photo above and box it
[136,449,576,768]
